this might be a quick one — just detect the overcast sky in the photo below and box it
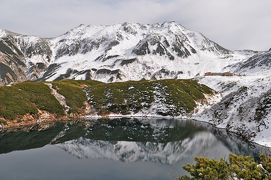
[0,0,270,50]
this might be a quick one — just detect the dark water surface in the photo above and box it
[0,118,269,180]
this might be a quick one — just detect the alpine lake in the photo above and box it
[0,118,270,180]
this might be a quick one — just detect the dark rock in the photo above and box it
[120,58,137,66]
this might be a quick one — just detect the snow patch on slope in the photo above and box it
[46,83,70,113]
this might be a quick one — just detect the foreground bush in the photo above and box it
[179,154,271,180]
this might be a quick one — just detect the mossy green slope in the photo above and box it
[0,79,214,121]
[85,79,213,116]
[0,82,64,119]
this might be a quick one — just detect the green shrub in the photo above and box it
[179,154,271,180]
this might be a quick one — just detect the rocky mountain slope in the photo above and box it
[233,49,271,76]
[0,34,27,84]
[196,50,271,147]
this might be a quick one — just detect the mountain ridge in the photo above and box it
[0,22,253,85]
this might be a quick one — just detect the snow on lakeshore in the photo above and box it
[197,75,271,148]
[84,113,271,148]
[255,133,271,148]
[254,114,271,147]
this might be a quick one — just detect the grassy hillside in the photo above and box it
[85,79,213,116]
[0,79,214,122]
[0,82,64,120]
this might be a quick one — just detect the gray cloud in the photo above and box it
[0,0,270,50]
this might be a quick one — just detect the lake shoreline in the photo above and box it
[1,113,270,149]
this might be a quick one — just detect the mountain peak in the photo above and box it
[161,21,182,27]
[67,22,186,34]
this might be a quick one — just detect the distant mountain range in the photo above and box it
[0,22,258,84]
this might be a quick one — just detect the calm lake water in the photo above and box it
[0,118,269,180]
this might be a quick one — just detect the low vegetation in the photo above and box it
[52,80,89,113]
[0,79,214,123]
[179,154,271,180]
[0,81,64,119]
[86,79,213,116]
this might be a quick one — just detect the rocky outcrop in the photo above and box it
[0,36,27,85]
[231,51,271,75]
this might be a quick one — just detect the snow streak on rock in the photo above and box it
[46,83,70,114]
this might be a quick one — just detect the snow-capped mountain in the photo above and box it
[0,22,251,85]
[0,29,51,84]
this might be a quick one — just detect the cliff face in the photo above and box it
[0,36,27,85]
